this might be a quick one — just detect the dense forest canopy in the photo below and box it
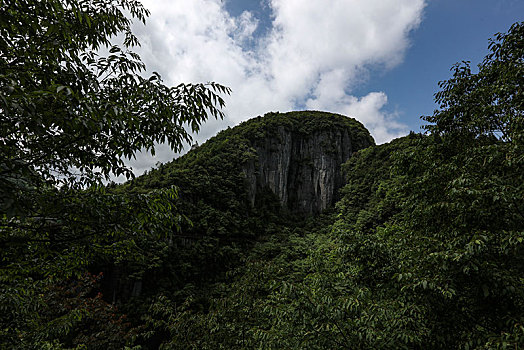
[1,0,523,348]
[1,0,229,347]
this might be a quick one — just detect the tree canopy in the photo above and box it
[0,0,229,347]
[134,22,523,349]
[1,2,522,347]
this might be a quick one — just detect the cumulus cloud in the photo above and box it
[123,0,426,174]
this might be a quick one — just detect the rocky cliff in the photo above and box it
[240,111,374,214]
[130,110,374,217]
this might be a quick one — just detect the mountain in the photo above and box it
[4,22,522,350]
[124,105,523,349]
[130,110,374,216]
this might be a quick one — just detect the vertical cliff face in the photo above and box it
[241,111,374,214]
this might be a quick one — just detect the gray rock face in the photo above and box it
[243,123,365,214]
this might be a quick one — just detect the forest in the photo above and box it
[1,1,523,349]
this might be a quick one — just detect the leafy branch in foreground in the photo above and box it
[0,0,229,348]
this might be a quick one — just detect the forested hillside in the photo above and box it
[107,110,374,348]
[1,0,522,348]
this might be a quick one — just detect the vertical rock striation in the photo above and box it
[241,111,374,214]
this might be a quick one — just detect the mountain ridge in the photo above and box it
[131,110,374,215]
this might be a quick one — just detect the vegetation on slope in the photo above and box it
[111,111,373,346]
[1,0,522,347]
[134,22,524,349]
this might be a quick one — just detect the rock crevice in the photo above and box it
[242,113,373,214]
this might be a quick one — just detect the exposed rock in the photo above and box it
[241,111,374,214]
[132,110,374,216]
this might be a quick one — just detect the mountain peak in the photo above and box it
[238,111,374,213]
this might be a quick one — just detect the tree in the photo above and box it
[408,22,524,347]
[0,0,230,209]
[424,22,523,143]
[0,0,229,347]
[354,22,524,347]
[327,22,523,348]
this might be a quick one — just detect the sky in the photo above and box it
[123,0,523,176]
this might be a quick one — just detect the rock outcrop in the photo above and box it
[133,110,375,217]
[241,111,374,214]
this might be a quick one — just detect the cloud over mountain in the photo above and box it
[126,0,426,174]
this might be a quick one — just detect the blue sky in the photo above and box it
[362,0,523,132]
[127,0,522,175]
[225,0,523,133]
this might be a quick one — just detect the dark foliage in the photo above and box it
[2,3,522,347]
[0,0,228,347]
[132,22,523,349]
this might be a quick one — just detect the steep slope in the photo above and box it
[132,110,374,216]
[114,111,374,347]
[242,111,374,213]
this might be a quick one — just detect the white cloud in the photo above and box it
[305,72,406,144]
[123,0,425,174]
